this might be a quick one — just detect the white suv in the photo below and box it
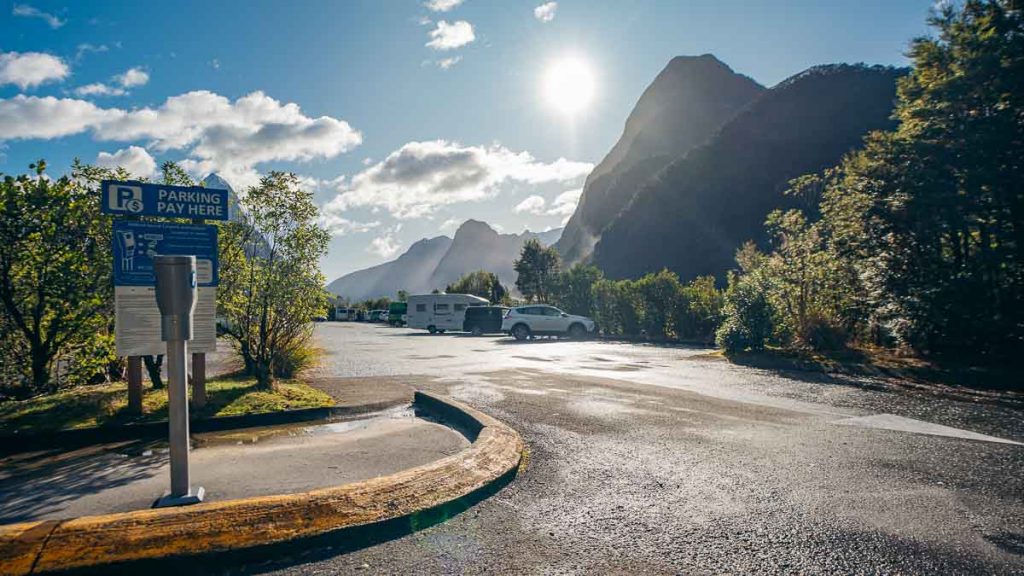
[502,305,596,341]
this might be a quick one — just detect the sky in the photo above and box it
[0,0,935,280]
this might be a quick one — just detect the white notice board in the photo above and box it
[115,286,217,356]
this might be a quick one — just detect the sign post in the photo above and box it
[152,255,204,507]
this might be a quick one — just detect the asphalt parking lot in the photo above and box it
[216,322,1022,575]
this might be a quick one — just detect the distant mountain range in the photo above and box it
[327,220,561,301]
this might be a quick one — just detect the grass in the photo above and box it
[0,373,335,435]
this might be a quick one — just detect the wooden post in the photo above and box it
[127,356,143,414]
[191,352,207,408]
[191,216,207,409]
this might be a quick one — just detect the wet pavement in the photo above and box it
[0,406,468,522]
[249,322,1024,575]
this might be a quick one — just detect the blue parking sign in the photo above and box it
[112,221,219,287]
[101,180,230,221]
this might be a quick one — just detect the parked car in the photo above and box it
[369,309,387,322]
[387,302,408,326]
[407,293,488,334]
[463,305,508,336]
[335,307,356,321]
[501,305,596,341]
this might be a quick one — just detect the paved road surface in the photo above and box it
[257,323,1022,573]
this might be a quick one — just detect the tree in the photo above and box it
[0,161,111,397]
[514,238,560,303]
[397,290,409,302]
[446,270,507,303]
[635,269,684,340]
[813,0,1024,358]
[551,264,603,316]
[218,172,329,389]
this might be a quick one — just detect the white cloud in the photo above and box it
[323,140,592,219]
[514,194,546,214]
[0,95,119,138]
[209,58,220,70]
[12,4,64,28]
[75,43,108,62]
[437,56,462,69]
[321,213,380,236]
[534,2,558,22]
[424,0,464,12]
[547,187,582,215]
[426,20,475,50]
[0,51,69,89]
[0,91,362,190]
[368,227,402,258]
[439,217,462,234]
[73,66,149,97]
[73,82,125,97]
[114,67,149,88]
[95,146,157,179]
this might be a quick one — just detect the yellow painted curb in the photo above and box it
[0,391,523,575]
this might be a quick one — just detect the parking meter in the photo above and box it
[154,255,197,341]
[153,255,205,507]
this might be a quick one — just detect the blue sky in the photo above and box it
[0,0,933,280]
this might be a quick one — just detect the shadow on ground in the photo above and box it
[0,440,165,522]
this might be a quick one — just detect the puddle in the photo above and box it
[194,406,416,448]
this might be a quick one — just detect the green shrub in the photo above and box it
[716,272,775,352]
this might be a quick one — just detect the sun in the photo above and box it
[543,57,595,116]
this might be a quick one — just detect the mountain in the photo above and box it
[592,64,906,282]
[555,55,765,264]
[327,235,452,301]
[327,221,562,301]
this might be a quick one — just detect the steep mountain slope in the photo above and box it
[327,221,562,301]
[556,55,765,264]
[592,64,906,282]
[327,236,452,301]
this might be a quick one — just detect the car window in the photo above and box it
[543,307,562,316]
[515,307,529,315]
[454,303,466,312]
[435,303,449,311]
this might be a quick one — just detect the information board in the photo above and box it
[112,221,218,287]
[111,220,220,356]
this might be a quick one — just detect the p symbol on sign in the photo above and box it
[109,184,144,213]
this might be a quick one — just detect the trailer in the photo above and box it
[406,293,488,334]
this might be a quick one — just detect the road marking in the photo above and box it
[833,413,1022,445]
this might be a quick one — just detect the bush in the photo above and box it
[716,272,775,352]
[635,269,683,340]
[676,275,725,342]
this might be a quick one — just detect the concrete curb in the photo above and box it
[0,391,524,575]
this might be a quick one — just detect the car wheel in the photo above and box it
[512,324,531,341]
[568,323,586,340]
[427,325,437,334]
[471,326,483,336]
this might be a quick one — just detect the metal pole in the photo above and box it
[153,254,204,507]
[166,339,191,497]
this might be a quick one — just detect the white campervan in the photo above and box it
[407,293,488,334]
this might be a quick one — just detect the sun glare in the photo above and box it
[543,57,595,116]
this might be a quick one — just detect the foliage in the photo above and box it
[0,375,333,434]
[218,172,329,389]
[675,275,725,342]
[716,270,776,352]
[446,270,508,303]
[0,161,114,398]
[357,297,391,311]
[590,278,642,337]
[551,264,604,316]
[635,269,683,339]
[514,238,561,303]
